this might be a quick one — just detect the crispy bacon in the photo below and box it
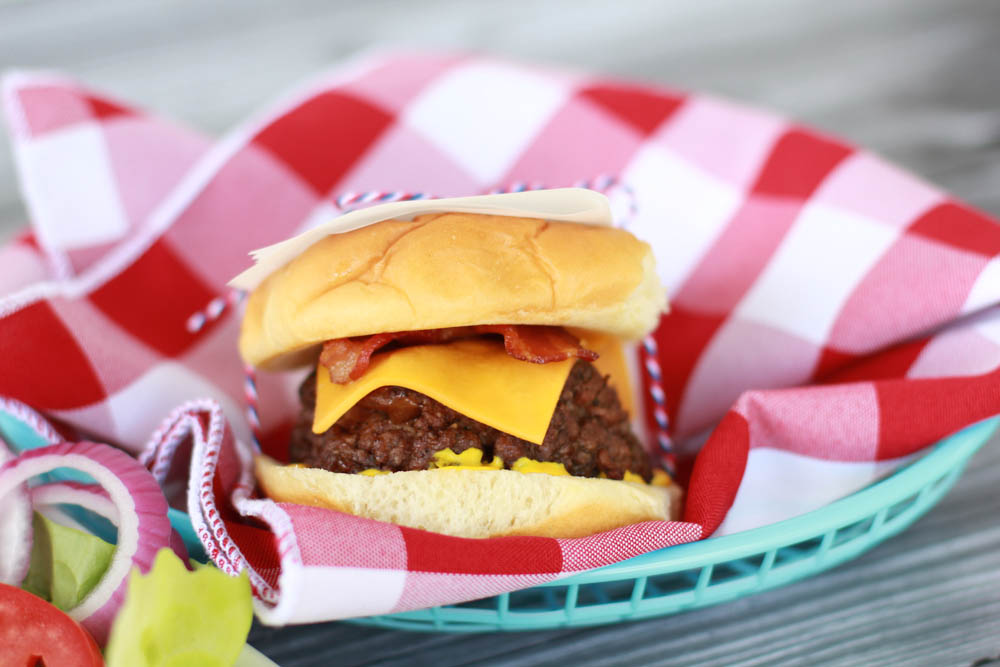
[319,325,599,384]
[476,325,600,364]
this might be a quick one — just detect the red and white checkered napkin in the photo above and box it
[3,52,1000,622]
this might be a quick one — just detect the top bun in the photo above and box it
[239,212,666,368]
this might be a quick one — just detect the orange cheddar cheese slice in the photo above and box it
[313,339,574,444]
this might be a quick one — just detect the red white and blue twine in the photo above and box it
[242,364,262,450]
[641,335,676,475]
[334,190,431,210]
[185,289,246,333]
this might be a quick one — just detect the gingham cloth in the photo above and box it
[2,53,999,622]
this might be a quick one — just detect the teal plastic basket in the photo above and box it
[351,417,998,632]
[3,409,994,632]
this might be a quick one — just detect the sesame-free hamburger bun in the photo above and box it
[239,211,665,369]
[235,192,680,539]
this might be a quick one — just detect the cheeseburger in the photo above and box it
[231,189,680,539]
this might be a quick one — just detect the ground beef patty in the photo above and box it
[289,360,655,481]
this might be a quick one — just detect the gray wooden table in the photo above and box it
[2,1,999,664]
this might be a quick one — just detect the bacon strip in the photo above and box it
[319,325,598,384]
[477,325,599,364]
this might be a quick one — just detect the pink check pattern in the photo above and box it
[2,53,1000,622]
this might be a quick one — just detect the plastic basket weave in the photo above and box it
[351,417,998,632]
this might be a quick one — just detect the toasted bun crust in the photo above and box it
[255,456,681,539]
[240,213,666,368]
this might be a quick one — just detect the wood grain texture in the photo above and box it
[2,1,999,665]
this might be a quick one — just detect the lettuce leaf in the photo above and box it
[21,512,115,610]
[105,548,253,667]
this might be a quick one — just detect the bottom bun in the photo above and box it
[254,456,682,539]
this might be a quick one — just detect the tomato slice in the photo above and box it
[0,583,104,666]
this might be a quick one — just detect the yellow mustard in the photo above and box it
[511,457,570,476]
[429,447,504,470]
[650,469,672,487]
[622,471,645,484]
[358,447,671,485]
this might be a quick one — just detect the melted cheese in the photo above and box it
[313,339,575,444]
[568,329,633,416]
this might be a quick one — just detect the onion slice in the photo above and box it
[0,441,32,586]
[30,481,191,564]
[0,442,171,645]
[30,481,118,526]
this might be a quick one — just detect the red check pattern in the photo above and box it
[2,53,1000,621]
